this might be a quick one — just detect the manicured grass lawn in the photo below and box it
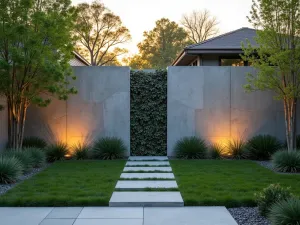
[170,160,300,207]
[0,160,125,206]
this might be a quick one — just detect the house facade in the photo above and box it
[172,27,258,67]
[70,51,90,66]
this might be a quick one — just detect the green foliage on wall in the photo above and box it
[130,70,167,156]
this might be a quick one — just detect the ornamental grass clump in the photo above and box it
[247,135,282,160]
[255,184,293,217]
[174,136,207,159]
[72,142,91,160]
[92,137,126,160]
[2,150,34,173]
[0,156,23,184]
[22,136,47,149]
[268,198,300,225]
[24,148,46,168]
[227,139,249,159]
[272,150,300,173]
[46,142,69,162]
[208,143,226,159]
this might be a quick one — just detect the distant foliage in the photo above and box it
[272,150,300,173]
[269,198,300,225]
[247,135,282,160]
[22,136,47,149]
[208,143,225,159]
[175,136,207,159]
[131,70,167,156]
[228,139,249,159]
[92,137,126,160]
[255,184,293,217]
[0,156,23,184]
[46,142,69,162]
[72,142,91,160]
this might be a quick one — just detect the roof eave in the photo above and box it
[171,50,186,66]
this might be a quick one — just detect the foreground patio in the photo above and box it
[0,206,238,225]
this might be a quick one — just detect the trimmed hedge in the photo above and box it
[130,70,167,156]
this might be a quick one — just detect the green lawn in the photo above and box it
[170,160,300,207]
[0,160,125,206]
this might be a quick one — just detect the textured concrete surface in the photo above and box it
[109,192,184,207]
[120,173,175,179]
[115,181,178,190]
[123,167,172,172]
[46,207,83,219]
[129,156,168,161]
[0,207,238,225]
[167,66,297,156]
[24,67,130,154]
[126,161,170,166]
[144,207,238,225]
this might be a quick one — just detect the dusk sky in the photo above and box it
[72,0,253,55]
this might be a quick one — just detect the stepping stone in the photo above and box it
[120,173,175,179]
[115,181,178,190]
[123,167,172,172]
[129,156,168,161]
[144,207,238,225]
[109,192,184,207]
[126,161,170,166]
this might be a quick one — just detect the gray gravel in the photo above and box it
[255,161,274,171]
[0,165,49,195]
[228,207,270,225]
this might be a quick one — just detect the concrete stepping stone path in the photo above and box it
[109,156,184,207]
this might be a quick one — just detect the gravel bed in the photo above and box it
[0,164,49,195]
[228,207,270,225]
[255,161,274,171]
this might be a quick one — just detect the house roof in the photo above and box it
[172,27,258,66]
[72,51,90,66]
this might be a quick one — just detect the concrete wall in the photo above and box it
[167,66,296,156]
[25,67,130,155]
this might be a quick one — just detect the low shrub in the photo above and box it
[2,150,33,173]
[72,142,91,160]
[208,143,225,159]
[255,184,293,217]
[22,136,47,149]
[272,150,300,173]
[46,142,69,162]
[174,136,207,159]
[92,137,126,160]
[0,156,23,184]
[268,197,300,225]
[247,135,282,160]
[227,139,249,159]
[24,148,46,168]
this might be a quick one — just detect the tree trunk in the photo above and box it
[284,98,297,151]
[6,98,28,150]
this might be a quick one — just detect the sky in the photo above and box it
[72,0,253,56]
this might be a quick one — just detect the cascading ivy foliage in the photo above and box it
[130,70,167,156]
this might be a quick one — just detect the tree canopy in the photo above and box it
[74,1,131,66]
[0,0,77,149]
[128,18,190,69]
[181,9,219,43]
[242,0,300,150]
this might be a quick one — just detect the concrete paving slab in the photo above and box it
[144,207,238,225]
[129,156,168,161]
[123,167,172,172]
[115,180,178,190]
[0,207,53,225]
[109,192,184,207]
[78,207,143,219]
[40,219,75,225]
[126,161,170,166]
[73,219,143,225]
[120,173,175,179]
[46,207,83,218]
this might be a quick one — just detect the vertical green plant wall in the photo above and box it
[130,70,167,156]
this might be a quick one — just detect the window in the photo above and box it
[189,59,198,66]
[220,58,244,66]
